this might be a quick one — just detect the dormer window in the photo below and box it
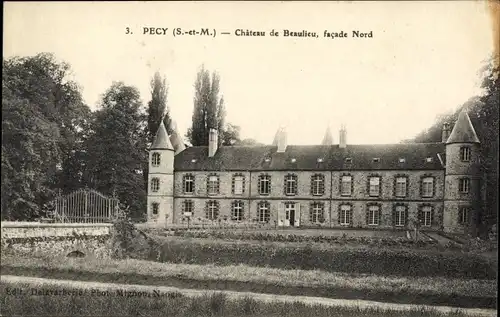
[264,158,271,162]
[317,158,324,163]
[291,158,296,163]
[399,158,406,163]
[191,159,197,163]
[373,158,380,163]
[425,157,433,163]
[345,158,352,163]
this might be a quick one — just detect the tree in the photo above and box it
[84,82,148,221]
[187,65,226,146]
[146,71,172,144]
[2,53,90,219]
[221,123,241,146]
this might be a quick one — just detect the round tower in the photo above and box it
[147,121,175,228]
[443,110,481,234]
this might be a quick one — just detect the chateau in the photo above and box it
[146,110,481,233]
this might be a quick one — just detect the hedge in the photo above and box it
[156,238,496,279]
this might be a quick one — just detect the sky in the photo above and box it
[3,1,496,145]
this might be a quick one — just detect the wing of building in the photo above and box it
[147,111,481,233]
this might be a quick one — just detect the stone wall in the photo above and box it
[1,222,114,258]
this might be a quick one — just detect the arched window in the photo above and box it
[151,178,160,192]
[151,152,161,167]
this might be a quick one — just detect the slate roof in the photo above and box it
[174,143,446,171]
[151,121,174,150]
[446,110,480,144]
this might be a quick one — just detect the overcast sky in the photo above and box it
[3,1,495,145]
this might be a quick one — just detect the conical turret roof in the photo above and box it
[446,110,480,144]
[321,126,334,145]
[169,122,186,154]
[151,121,174,150]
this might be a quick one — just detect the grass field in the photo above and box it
[147,235,496,279]
[0,282,490,317]
[1,254,496,308]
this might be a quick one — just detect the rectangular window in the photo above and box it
[285,174,298,196]
[151,152,160,167]
[232,201,244,221]
[459,206,470,225]
[258,202,270,222]
[341,176,352,196]
[183,200,193,214]
[421,206,432,227]
[311,174,325,196]
[233,176,244,195]
[206,201,219,220]
[460,147,471,162]
[183,175,194,194]
[310,202,324,223]
[259,175,271,195]
[459,178,470,193]
[340,205,351,225]
[421,177,434,197]
[207,175,219,195]
[151,202,159,216]
[395,177,407,197]
[368,205,380,225]
[151,178,160,192]
[395,205,405,227]
[369,177,380,197]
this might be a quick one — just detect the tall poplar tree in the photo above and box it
[187,65,226,146]
[146,71,172,144]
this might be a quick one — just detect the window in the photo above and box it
[459,206,470,225]
[399,157,406,163]
[182,200,193,214]
[394,205,406,227]
[460,147,471,162]
[232,201,244,221]
[395,177,407,197]
[232,174,245,195]
[151,178,160,192]
[339,205,352,225]
[207,174,219,195]
[310,202,324,223]
[367,205,380,225]
[345,158,352,163]
[151,202,159,216]
[151,152,160,167]
[459,178,470,193]
[341,175,352,196]
[258,174,271,195]
[369,177,380,197]
[373,158,380,163]
[206,201,219,220]
[421,177,434,197]
[425,157,433,162]
[419,206,433,227]
[284,174,298,196]
[311,174,325,196]
[257,201,270,222]
[183,174,195,194]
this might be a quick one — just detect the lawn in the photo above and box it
[1,254,496,308]
[148,235,496,279]
[1,282,483,317]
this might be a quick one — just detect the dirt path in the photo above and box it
[1,275,496,317]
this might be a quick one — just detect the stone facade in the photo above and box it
[147,111,481,233]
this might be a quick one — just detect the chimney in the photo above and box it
[208,128,218,157]
[339,125,347,148]
[442,122,450,143]
[277,127,288,153]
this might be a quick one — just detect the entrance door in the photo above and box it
[285,202,296,227]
